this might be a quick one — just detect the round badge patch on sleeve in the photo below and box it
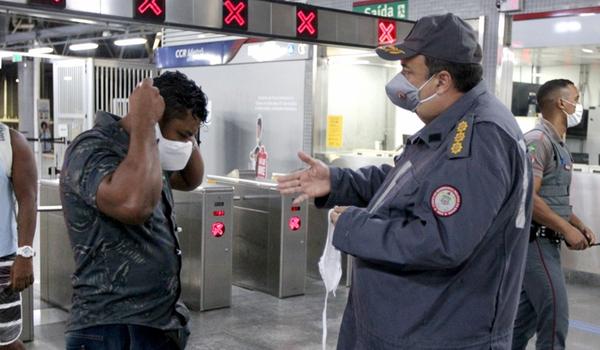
[430,185,461,217]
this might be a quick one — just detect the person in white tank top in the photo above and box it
[0,123,37,350]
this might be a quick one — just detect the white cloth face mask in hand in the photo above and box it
[318,209,343,350]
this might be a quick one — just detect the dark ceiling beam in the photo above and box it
[0,14,7,44]
[4,24,117,45]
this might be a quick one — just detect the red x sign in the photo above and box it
[138,0,162,15]
[296,7,318,38]
[378,20,397,45]
[223,0,248,30]
[28,0,66,9]
[134,0,166,22]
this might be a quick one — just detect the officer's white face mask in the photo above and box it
[385,72,438,112]
[318,209,343,350]
[561,98,583,128]
[155,125,193,171]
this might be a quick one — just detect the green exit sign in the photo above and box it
[352,0,408,20]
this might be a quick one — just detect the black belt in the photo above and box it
[530,223,562,245]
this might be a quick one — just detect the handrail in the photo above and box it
[37,205,62,212]
[207,175,278,190]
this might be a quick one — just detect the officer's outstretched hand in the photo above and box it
[277,151,331,205]
[563,225,589,250]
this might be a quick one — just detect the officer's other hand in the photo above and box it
[580,225,596,245]
[563,225,589,250]
[10,257,34,292]
[128,79,165,126]
[277,151,331,205]
[330,206,349,225]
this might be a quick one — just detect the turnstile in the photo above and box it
[39,179,74,310]
[173,186,234,311]
[306,203,353,287]
[208,175,308,298]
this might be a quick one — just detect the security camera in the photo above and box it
[496,0,503,10]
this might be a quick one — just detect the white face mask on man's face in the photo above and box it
[561,98,583,128]
[155,125,193,171]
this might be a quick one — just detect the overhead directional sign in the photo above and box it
[296,5,318,39]
[378,19,396,45]
[353,0,408,20]
[134,0,166,22]
[28,0,66,9]
[223,0,248,31]
[1,0,414,49]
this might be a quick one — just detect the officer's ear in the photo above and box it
[435,70,453,94]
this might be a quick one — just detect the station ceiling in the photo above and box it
[0,13,158,60]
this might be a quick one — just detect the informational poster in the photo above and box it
[37,99,51,122]
[57,124,68,138]
[326,115,344,148]
[177,60,307,176]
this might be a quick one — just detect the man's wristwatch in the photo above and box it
[16,246,36,258]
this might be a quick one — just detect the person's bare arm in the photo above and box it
[531,177,588,250]
[96,79,165,225]
[9,129,37,292]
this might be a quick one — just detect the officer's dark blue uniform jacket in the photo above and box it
[316,82,533,349]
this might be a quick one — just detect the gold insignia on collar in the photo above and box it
[451,120,469,155]
[451,143,463,155]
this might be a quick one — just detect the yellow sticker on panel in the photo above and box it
[326,115,344,148]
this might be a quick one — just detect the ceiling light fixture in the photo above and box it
[70,18,98,25]
[28,47,54,54]
[69,42,99,51]
[582,48,594,53]
[114,38,148,46]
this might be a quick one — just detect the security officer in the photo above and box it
[512,79,596,350]
[278,13,533,349]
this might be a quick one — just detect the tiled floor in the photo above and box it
[25,279,600,349]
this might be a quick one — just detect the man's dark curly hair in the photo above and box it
[153,71,208,123]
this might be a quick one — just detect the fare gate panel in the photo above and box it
[174,186,234,311]
[209,175,307,298]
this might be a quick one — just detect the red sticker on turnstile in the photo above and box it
[288,216,301,231]
[211,222,225,237]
